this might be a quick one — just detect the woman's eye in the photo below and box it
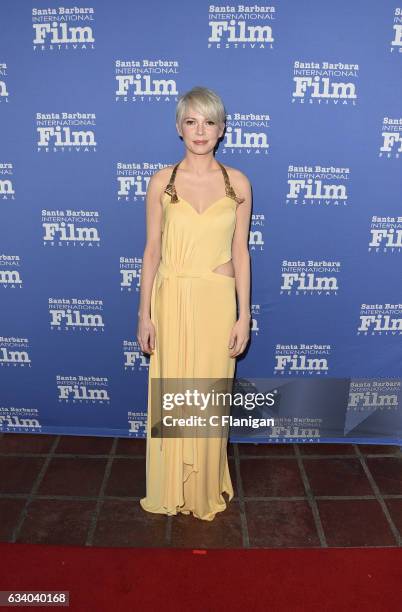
[185,120,215,126]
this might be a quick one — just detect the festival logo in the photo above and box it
[42,209,100,246]
[286,163,350,206]
[348,380,400,412]
[0,407,41,433]
[292,60,358,105]
[117,162,169,202]
[115,59,179,102]
[207,5,275,49]
[57,375,110,403]
[120,256,142,292]
[357,303,402,335]
[390,8,402,53]
[274,343,331,375]
[280,259,341,296]
[0,254,23,289]
[368,215,402,252]
[265,416,321,442]
[128,410,146,437]
[123,339,149,371]
[32,6,95,51]
[222,112,270,155]
[379,117,402,158]
[0,336,31,368]
[49,298,105,332]
[0,162,15,199]
[345,379,402,436]
[249,214,265,252]
[36,112,97,152]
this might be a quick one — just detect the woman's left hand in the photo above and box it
[228,316,250,357]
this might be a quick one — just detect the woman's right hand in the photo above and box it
[137,316,156,355]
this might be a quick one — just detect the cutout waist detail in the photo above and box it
[157,261,235,283]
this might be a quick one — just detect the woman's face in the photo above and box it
[177,105,224,154]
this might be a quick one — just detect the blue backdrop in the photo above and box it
[1,1,401,445]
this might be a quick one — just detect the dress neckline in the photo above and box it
[164,159,241,215]
[174,195,234,217]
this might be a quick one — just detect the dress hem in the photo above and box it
[139,489,234,522]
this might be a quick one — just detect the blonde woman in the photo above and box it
[137,86,252,521]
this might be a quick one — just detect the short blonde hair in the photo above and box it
[176,86,226,127]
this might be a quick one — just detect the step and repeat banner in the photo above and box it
[1,1,401,445]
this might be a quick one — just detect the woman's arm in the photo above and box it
[232,171,252,320]
[229,171,252,357]
[136,170,165,353]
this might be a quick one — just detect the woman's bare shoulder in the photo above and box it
[149,164,175,187]
[221,162,250,186]
[221,163,251,203]
[147,165,176,206]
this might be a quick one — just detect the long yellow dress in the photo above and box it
[139,159,242,521]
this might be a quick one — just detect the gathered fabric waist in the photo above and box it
[157,260,235,283]
[158,261,210,279]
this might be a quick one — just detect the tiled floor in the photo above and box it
[1,433,402,549]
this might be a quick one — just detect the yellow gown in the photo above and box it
[139,159,242,521]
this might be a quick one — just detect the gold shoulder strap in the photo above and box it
[165,160,243,205]
[217,161,243,204]
[164,162,180,203]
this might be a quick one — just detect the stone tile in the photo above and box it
[240,458,305,497]
[0,498,27,541]
[0,456,45,494]
[0,434,56,454]
[37,457,107,497]
[245,500,320,547]
[16,498,96,545]
[115,437,146,456]
[383,499,402,539]
[104,458,145,498]
[170,500,243,548]
[317,499,397,547]
[303,458,373,496]
[366,457,402,495]
[55,436,113,455]
[93,499,167,547]
[358,445,401,455]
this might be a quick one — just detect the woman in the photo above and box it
[137,86,252,521]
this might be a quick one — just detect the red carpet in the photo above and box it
[1,543,401,611]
